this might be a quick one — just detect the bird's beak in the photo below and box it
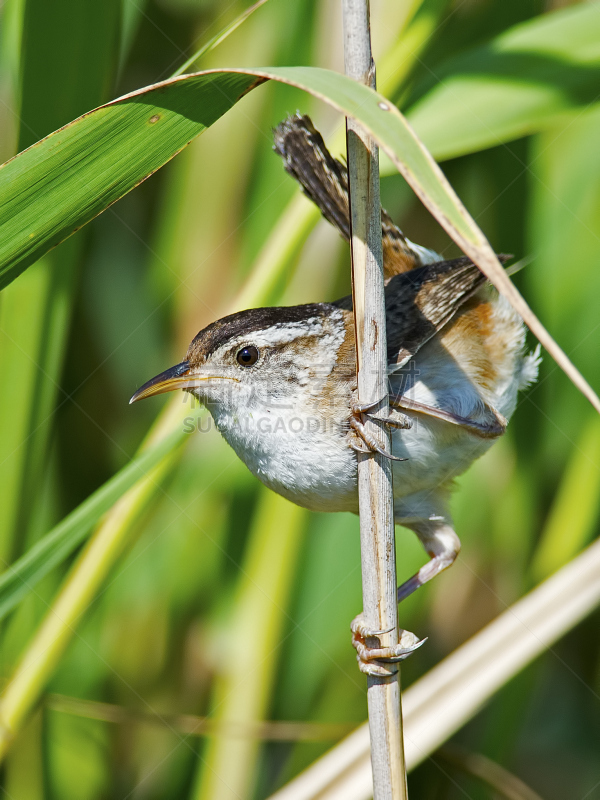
[130,361,240,404]
[129,360,194,404]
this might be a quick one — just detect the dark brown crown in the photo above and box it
[185,302,337,365]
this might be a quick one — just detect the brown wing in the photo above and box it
[333,256,510,369]
[273,113,422,277]
[384,257,493,368]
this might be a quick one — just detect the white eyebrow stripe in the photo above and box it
[223,309,346,351]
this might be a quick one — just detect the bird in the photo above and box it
[130,114,539,669]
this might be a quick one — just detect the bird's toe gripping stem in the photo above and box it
[351,614,426,677]
[349,396,411,462]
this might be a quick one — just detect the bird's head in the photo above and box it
[129,303,351,418]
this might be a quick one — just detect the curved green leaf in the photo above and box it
[0,71,258,289]
[405,3,600,162]
[0,66,476,291]
[0,63,598,412]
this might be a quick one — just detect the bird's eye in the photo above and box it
[236,346,259,367]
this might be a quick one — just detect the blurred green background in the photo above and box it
[0,0,599,798]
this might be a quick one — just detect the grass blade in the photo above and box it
[0,428,184,622]
[0,207,313,760]
[530,414,600,582]
[0,0,121,563]
[194,491,305,800]
[45,693,352,741]
[438,746,544,800]
[170,0,269,79]
[0,406,186,760]
[378,0,449,102]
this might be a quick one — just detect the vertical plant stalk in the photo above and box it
[194,492,306,800]
[342,2,407,799]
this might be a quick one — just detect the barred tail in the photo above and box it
[273,113,439,277]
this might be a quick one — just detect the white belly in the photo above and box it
[211,405,359,513]
[211,402,493,518]
[391,414,491,498]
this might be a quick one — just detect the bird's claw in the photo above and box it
[349,416,407,462]
[352,397,383,415]
[351,614,427,677]
[350,440,372,454]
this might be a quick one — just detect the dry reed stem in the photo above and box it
[343,1,407,798]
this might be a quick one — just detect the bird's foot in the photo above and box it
[351,614,426,676]
[349,417,403,461]
[349,402,408,462]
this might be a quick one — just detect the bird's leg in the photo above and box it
[396,519,461,602]
[390,395,506,440]
[349,396,416,673]
[350,519,459,673]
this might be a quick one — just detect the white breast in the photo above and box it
[211,403,358,513]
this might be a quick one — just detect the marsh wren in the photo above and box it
[131,115,539,668]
